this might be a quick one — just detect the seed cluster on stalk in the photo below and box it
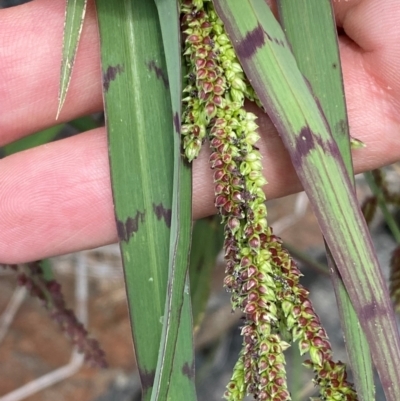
[361,168,400,312]
[390,245,400,313]
[180,1,357,400]
[1,262,107,368]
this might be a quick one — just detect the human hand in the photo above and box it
[1,0,399,264]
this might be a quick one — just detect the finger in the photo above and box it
[334,1,400,174]
[1,104,400,264]
[0,128,114,264]
[0,0,102,146]
[2,0,400,264]
[2,0,399,151]
[333,0,400,95]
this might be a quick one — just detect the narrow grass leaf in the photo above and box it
[58,0,88,118]
[68,115,99,132]
[213,1,400,398]
[96,1,175,399]
[277,1,374,397]
[167,286,197,400]
[152,0,196,399]
[2,117,98,157]
[2,125,61,156]
[189,216,224,327]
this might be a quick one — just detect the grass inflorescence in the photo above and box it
[180,1,357,399]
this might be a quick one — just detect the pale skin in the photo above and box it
[1,0,400,264]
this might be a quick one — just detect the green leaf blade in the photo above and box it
[151,0,196,400]
[96,1,174,399]
[2,125,61,156]
[58,0,88,118]
[189,216,224,328]
[277,1,374,398]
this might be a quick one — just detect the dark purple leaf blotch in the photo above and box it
[359,299,386,322]
[103,64,124,92]
[291,126,341,169]
[236,23,265,59]
[153,203,172,228]
[146,60,169,88]
[334,119,347,136]
[174,112,181,135]
[273,37,286,47]
[116,211,146,242]
[293,126,318,160]
[181,360,195,379]
[139,368,156,391]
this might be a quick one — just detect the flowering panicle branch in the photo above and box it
[181,1,357,400]
[390,246,400,313]
[361,169,400,312]
[1,262,107,368]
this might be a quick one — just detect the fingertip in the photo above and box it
[0,129,117,264]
